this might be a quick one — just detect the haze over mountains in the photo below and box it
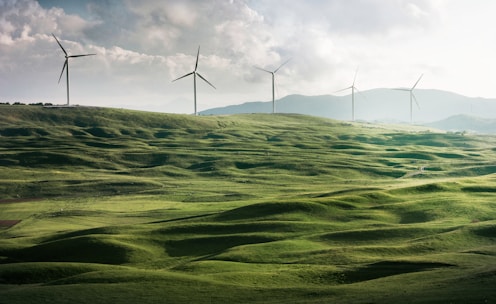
[201,89,496,132]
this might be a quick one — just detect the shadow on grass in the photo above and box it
[164,235,276,257]
[215,201,329,221]
[10,236,131,265]
[339,261,454,284]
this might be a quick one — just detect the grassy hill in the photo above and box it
[1,105,496,303]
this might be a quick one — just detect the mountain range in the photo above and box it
[200,89,496,130]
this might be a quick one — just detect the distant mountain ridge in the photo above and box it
[200,89,496,123]
[427,115,496,134]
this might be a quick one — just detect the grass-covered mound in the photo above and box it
[1,105,496,303]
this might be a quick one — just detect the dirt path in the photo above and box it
[0,198,38,228]
[0,220,21,228]
[399,166,426,179]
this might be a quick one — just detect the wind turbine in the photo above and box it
[394,74,423,124]
[335,67,363,121]
[172,46,216,116]
[255,58,291,114]
[52,33,96,106]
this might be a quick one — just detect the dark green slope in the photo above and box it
[1,105,494,199]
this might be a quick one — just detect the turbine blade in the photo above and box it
[274,58,291,73]
[254,66,273,74]
[52,33,67,56]
[334,86,353,93]
[194,46,200,71]
[412,92,421,109]
[69,54,97,58]
[172,72,194,82]
[196,72,216,89]
[412,73,424,90]
[352,67,359,86]
[355,86,367,99]
[58,60,67,83]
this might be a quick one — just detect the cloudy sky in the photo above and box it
[1,0,496,114]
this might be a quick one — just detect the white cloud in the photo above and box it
[2,0,496,113]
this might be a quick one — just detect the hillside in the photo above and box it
[200,89,496,123]
[1,105,496,303]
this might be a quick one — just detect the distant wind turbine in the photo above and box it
[335,67,364,121]
[52,33,96,106]
[394,74,423,124]
[172,46,216,116]
[255,59,291,114]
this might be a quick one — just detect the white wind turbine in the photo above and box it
[255,59,291,114]
[394,74,423,124]
[52,34,96,106]
[172,46,216,116]
[335,67,363,121]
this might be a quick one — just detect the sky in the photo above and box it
[1,0,496,114]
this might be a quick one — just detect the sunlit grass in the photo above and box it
[1,106,496,303]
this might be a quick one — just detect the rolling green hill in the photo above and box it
[1,105,496,303]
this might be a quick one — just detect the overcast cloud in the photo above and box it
[1,0,496,114]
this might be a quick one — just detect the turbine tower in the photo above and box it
[52,34,96,106]
[394,74,423,124]
[255,59,291,114]
[172,46,216,116]
[335,67,363,121]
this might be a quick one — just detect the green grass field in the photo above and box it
[1,105,496,303]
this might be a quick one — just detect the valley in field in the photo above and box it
[1,105,496,303]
